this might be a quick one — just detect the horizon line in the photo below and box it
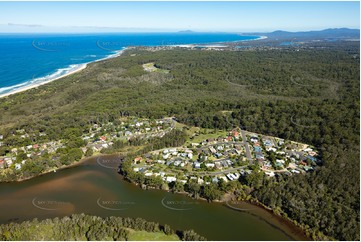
[0,27,359,35]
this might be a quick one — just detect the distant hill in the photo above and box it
[178,30,195,33]
[244,28,360,40]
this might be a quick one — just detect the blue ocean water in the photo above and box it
[0,33,259,95]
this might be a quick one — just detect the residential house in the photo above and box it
[205,163,215,168]
[221,160,229,168]
[214,153,223,158]
[166,176,177,183]
[209,147,217,154]
[250,137,259,143]
[144,172,153,177]
[212,177,219,183]
[157,160,165,164]
[134,157,142,163]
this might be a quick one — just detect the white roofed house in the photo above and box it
[166,176,177,183]
[15,163,22,170]
[144,172,153,177]
[205,163,215,168]
[209,146,217,154]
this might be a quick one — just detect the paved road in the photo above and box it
[241,129,253,162]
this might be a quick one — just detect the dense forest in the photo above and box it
[0,41,359,240]
[0,214,205,241]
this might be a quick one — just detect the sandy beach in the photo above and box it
[0,48,126,100]
[0,64,88,99]
[256,35,268,40]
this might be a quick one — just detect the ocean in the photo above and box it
[0,33,259,96]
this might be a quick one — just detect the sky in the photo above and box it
[0,1,359,33]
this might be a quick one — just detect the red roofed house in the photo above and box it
[232,130,239,137]
[134,157,142,163]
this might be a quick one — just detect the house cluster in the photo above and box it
[0,136,64,171]
[83,118,174,153]
[130,128,253,184]
[246,132,321,177]
[0,117,174,172]
[129,128,322,186]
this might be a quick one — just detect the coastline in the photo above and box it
[170,35,266,48]
[0,34,263,100]
[0,48,126,100]
[0,64,87,99]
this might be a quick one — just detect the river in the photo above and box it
[0,155,308,241]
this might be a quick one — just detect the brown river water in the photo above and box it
[0,155,309,241]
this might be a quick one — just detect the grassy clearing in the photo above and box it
[142,62,170,74]
[185,130,228,146]
[128,230,180,241]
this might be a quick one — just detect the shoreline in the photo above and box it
[170,35,266,48]
[1,151,310,240]
[0,34,263,100]
[0,64,87,99]
[1,152,107,183]
[0,48,126,100]
[124,176,310,241]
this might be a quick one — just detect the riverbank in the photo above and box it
[0,153,310,241]
[232,198,311,241]
[1,152,109,183]
[120,172,311,241]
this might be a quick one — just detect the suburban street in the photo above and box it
[240,129,253,161]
